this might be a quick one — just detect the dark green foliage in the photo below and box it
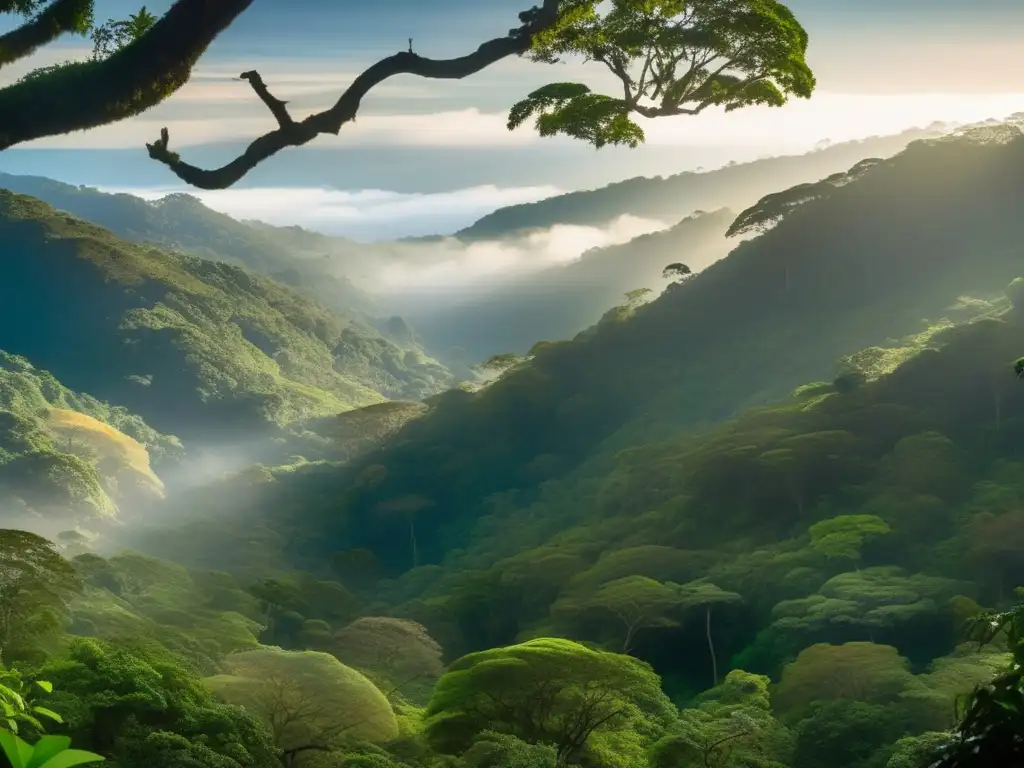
[0,0,92,68]
[179,123,1024,581]
[790,700,910,768]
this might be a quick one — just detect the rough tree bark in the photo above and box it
[0,0,563,189]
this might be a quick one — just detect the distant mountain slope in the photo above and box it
[0,351,180,531]
[403,208,735,361]
[150,121,1024,574]
[0,191,452,441]
[457,125,951,239]
[0,173,380,318]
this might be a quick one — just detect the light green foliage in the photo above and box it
[460,731,558,768]
[0,352,180,523]
[808,514,891,563]
[87,6,155,59]
[885,732,952,768]
[773,643,915,718]
[207,647,398,760]
[331,617,445,707]
[0,732,105,768]
[424,638,676,765]
[0,191,451,438]
[38,638,278,767]
[898,645,1011,731]
[0,670,62,736]
[67,552,263,671]
[650,670,792,768]
[769,567,959,644]
[512,0,814,147]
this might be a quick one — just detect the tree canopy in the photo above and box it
[0,0,814,188]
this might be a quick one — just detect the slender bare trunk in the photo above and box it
[706,606,718,687]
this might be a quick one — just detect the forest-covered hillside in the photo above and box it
[457,124,949,238]
[0,172,381,318]
[0,190,453,441]
[407,208,735,360]
[0,350,179,532]
[4,124,1024,768]
[122,257,1024,768]
[175,122,1024,569]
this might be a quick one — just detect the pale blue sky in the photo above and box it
[1,0,1022,236]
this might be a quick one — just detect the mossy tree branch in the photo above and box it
[0,0,815,192]
[0,0,92,68]
[144,0,566,189]
[0,0,254,151]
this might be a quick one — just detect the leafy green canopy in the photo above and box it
[424,637,676,765]
[511,0,815,147]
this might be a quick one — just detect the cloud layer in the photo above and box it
[104,183,564,240]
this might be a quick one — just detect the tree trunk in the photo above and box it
[622,621,638,655]
[706,606,718,687]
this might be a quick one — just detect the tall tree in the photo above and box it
[206,647,397,766]
[0,529,80,664]
[424,637,677,766]
[0,0,815,189]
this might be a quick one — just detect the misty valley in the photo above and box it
[1,1,1024,767]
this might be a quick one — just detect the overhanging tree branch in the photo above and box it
[0,0,91,68]
[0,0,254,151]
[144,0,565,190]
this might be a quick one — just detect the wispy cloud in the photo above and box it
[102,183,565,240]
[103,180,669,291]
[368,214,670,293]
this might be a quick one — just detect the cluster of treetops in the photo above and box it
[4,288,1024,767]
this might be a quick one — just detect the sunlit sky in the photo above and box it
[1,0,1023,231]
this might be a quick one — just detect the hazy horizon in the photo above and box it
[2,1,1023,238]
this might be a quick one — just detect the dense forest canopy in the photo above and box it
[0,1,1023,767]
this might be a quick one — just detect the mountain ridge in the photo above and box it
[456,124,954,239]
[0,190,453,442]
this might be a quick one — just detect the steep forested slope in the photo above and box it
[0,172,381,317]
[140,122,1024,574]
[457,124,948,238]
[0,351,179,530]
[407,209,734,360]
[134,273,1024,768]
[0,191,452,440]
